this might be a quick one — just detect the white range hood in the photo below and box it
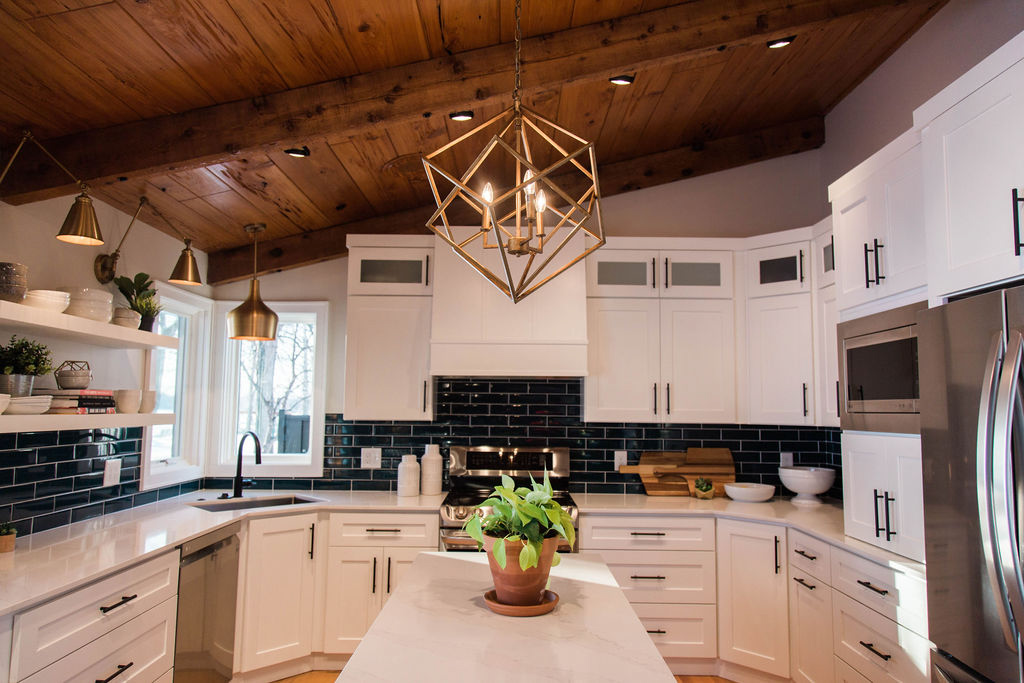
[429,233,589,377]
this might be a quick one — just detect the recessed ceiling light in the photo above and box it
[449,111,474,121]
[767,36,796,49]
[609,74,635,86]
[283,145,311,157]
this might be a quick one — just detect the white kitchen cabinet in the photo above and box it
[790,567,835,683]
[746,241,810,297]
[661,298,736,423]
[920,55,1024,299]
[586,249,733,298]
[717,519,789,678]
[829,545,928,639]
[815,284,840,427]
[829,131,926,312]
[586,248,660,297]
[835,656,872,682]
[746,292,814,425]
[813,229,836,289]
[347,246,432,296]
[238,513,318,672]
[832,591,931,683]
[841,432,925,562]
[632,603,718,659]
[344,295,432,421]
[662,251,734,298]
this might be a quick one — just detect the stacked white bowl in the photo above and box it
[59,287,113,322]
[112,307,142,329]
[5,395,51,415]
[22,290,70,313]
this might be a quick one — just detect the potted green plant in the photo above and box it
[132,295,162,332]
[114,272,161,331]
[0,521,16,553]
[0,335,53,397]
[464,472,575,609]
[694,477,714,500]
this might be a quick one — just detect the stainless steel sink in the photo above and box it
[188,495,321,512]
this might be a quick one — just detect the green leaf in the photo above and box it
[525,489,551,506]
[550,551,561,567]
[492,537,507,569]
[464,514,484,547]
[501,474,515,490]
[560,511,576,548]
[514,487,531,497]
[544,505,562,526]
[519,502,549,525]
[543,470,552,493]
[519,540,539,570]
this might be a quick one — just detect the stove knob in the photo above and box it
[454,507,468,520]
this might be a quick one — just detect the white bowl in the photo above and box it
[724,482,775,503]
[23,290,70,313]
[65,303,112,323]
[59,287,113,304]
[5,395,50,415]
[779,467,837,505]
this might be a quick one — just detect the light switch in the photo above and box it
[361,447,382,469]
[613,450,628,470]
[103,458,122,487]
[780,452,794,468]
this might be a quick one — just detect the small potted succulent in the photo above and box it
[464,473,575,610]
[0,521,16,553]
[114,272,161,331]
[694,477,714,500]
[0,335,53,397]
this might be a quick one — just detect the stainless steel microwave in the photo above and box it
[837,300,927,433]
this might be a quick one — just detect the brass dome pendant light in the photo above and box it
[228,223,278,341]
[0,130,104,245]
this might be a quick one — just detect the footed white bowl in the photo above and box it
[779,466,836,505]
[724,482,775,503]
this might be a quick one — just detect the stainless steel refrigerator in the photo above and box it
[919,285,1024,682]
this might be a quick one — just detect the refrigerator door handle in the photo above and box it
[991,330,1024,648]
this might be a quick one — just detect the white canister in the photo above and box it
[421,444,442,495]
[397,454,420,497]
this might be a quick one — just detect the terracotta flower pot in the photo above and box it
[0,532,16,553]
[483,534,559,606]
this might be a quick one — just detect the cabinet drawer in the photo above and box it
[21,597,176,683]
[599,550,716,604]
[12,550,178,681]
[789,529,831,584]
[830,546,927,637]
[580,515,714,551]
[328,513,439,547]
[835,655,871,682]
[832,591,930,683]
[632,603,717,658]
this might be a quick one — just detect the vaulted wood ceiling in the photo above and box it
[0,0,945,283]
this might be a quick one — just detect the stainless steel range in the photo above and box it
[439,445,578,552]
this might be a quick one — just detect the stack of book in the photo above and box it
[35,389,117,414]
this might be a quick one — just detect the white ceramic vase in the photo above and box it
[421,444,442,495]
[397,454,420,497]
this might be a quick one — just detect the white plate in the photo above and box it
[4,403,50,415]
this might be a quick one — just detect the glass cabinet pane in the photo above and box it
[823,241,835,273]
[759,255,798,284]
[671,261,721,287]
[597,261,649,287]
[360,259,423,284]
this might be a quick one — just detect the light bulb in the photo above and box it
[523,169,535,195]
[482,182,493,203]
[535,189,546,212]
[481,182,493,233]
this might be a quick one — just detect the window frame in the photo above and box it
[141,281,213,491]
[208,300,327,479]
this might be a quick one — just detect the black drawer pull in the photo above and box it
[99,594,138,614]
[646,628,666,634]
[366,528,402,533]
[630,575,666,580]
[859,641,892,662]
[793,577,816,590]
[794,549,817,561]
[630,531,666,536]
[372,556,377,594]
[96,662,133,683]
[856,579,889,596]
[309,523,315,559]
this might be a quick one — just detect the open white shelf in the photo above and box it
[0,300,178,349]
[0,412,174,434]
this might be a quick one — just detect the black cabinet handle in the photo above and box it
[859,641,892,662]
[884,492,896,540]
[794,549,817,561]
[666,383,671,416]
[774,535,780,574]
[372,556,377,594]
[836,380,840,418]
[664,257,669,288]
[653,383,658,415]
[802,383,808,417]
[872,238,885,284]
[873,489,884,538]
[793,576,816,590]
[99,594,138,614]
[630,531,666,536]
[857,579,890,596]
[387,557,392,593]
[798,249,805,283]
[95,662,133,683]
[1014,189,1024,256]
[646,629,667,634]
[309,523,315,559]
[651,257,656,288]
[863,242,872,288]
[424,254,430,286]
[366,528,402,533]
[422,380,427,412]
[630,575,666,580]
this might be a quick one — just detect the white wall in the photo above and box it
[212,257,348,413]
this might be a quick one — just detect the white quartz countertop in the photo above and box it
[337,552,675,683]
[0,489,446,617]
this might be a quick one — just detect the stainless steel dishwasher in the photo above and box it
[174,522,241,682]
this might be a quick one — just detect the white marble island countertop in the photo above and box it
[337,552,675,683]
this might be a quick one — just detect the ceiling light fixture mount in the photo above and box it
[767,35,796,49]
[283,145,311,158]
[448,111,474,122]
[422,0,604,303]
[608,74,635,85]
[227,223,278,341]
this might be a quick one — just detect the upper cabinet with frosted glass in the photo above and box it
[745,241,811,297]
[348,247,432,296]
[586,249,733,298]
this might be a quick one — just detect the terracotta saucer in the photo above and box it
[483,589,559,617]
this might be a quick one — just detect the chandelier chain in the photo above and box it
[513,0,522,111]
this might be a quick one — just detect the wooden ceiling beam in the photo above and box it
[206,116,824,284]
[0,0,936,204]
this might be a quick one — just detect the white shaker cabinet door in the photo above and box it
[816,284,840,427]
[790,569,835,683]
[322,546,383,654]
[660,298,736,423]
[584,297,661,422]
[746,292,814,425]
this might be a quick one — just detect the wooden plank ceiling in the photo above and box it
[0,0,945,283]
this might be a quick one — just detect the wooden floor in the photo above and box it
[273,673,727,683]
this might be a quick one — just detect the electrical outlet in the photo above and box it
[613,450,628,470]
[361,447,382,469]
[780,451,794,468]
[102,458,122,487]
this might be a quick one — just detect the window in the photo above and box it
[142,283,212,490]
[211,301,327,478]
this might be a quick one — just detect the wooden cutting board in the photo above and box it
[618,449,735,496]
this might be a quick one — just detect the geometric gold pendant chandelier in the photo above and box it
[421,0,604,303]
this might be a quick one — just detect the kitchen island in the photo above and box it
[336,551,676,682]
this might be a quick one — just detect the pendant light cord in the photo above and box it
[252,229,258,278]
[513,0,522,114]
